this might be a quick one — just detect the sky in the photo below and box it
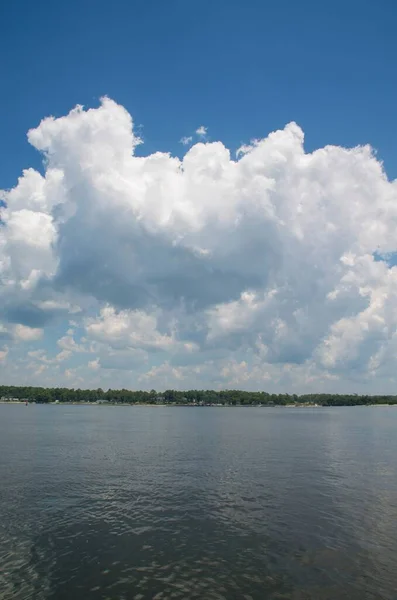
[1,0,397,393]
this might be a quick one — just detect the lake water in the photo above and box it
[1,405,397,600]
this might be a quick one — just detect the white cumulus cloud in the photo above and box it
[13,324,43,342]
[1,97,397,392]
[195,125,208,138]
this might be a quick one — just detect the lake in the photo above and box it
[1,405,397,600]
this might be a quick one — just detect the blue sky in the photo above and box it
[1,0,397,392]
[1,0,396,187]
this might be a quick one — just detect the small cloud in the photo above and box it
[28,349,46,360]
[0,346,8,361]
[57,333,87,353]
[195,125,207,138]
[180,136,193,146]
[27,348,71,364]
[14,324,43,341]
[88,358,100,370]
[56,349,72,362]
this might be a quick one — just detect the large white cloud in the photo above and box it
[1,97,397,391]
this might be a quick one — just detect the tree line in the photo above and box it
[1,385,397,406]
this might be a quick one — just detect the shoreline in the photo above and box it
[1,401,397,408]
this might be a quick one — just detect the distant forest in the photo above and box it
[1,386,397,406]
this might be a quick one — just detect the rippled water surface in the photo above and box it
[1,405,397,599]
